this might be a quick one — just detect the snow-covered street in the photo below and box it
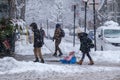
[0,69,120,80]
[0,30,120,80]
[0,55,120,80]
[1,0,120,80]
[0,53,120,80]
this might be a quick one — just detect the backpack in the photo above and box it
[40,29,45,44]
[34,29,44,46]
[87,38,94,48]
[60,29,65,37]
[89,43,94,48]
[40,29,45,39]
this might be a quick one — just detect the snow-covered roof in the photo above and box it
[100,26,120,30]
[97,20,120,30]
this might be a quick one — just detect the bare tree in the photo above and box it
[8,0,25,19]
[20,0,25,20]
[8,0,16,18]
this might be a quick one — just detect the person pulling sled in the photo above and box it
[77,32,94,65]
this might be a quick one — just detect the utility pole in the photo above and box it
[84,2,87,32]
[83,0,89,32]
[47,19,49,37]
[73,5,76,47]
[93,0,96,51]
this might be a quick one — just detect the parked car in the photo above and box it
[96,26,120,51]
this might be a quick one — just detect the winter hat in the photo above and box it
[78,32,88,38]
[30,22,37,29]
[76,27,82,34]
[56,23,61,28]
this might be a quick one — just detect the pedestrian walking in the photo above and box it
[53,24,64,57]
[77,32,94,65]
[30,23,44,63]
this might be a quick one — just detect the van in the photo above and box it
[96,26,120,51]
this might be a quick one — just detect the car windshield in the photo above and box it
[104,29,120,38]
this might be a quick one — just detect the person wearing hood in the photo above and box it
[30,23,44,63]
[53,23,63,57]
[77,32,94,65]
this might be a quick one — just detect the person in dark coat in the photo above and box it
[53,24,63,57]
[77,32,94,65]
[30,23,44,63]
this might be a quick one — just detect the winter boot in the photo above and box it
[53,53,57,57]
[58,53,63,57]
[77,60,83,65]
[58,50,63,57]
[41,59,44,63]
[34,57,39,62]
[88,60,94,65]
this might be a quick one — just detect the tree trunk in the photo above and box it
[8,0,16,18]
[20,0,25,20]
[8,0,25,19]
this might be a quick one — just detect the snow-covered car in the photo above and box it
[96,26,120,51]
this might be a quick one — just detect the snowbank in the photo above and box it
[0,57,120,75]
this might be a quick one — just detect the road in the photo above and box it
[0,54,120,80]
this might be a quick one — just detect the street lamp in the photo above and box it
[83,0,89,32]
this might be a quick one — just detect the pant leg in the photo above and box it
[86,52,92,61]
[58,47,62,54]
[57,39,62,54]
[54,40,58,54]
[34,48,38,58]
[81,53,85,60]
[37,48,43,59]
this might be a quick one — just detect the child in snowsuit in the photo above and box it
[53,24,63,57]
[60,51,76,64]
[77,32,94,65]
[30,23,44,63]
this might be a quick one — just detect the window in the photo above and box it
[104,29,120,38]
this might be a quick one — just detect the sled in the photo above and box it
[60,56,76,64]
